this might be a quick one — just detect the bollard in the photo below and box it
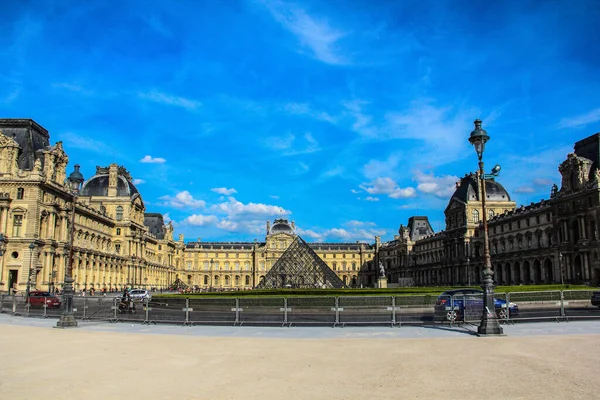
[391,296,397,327]
[110,297,119,323]
[183,298,192,326]
[560,291,566,322]
[11,295,17,315]
[334,297,340,327]
[142,298,155,325]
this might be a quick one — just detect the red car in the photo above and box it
[28,291,62,308]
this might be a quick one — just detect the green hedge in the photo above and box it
[153,284,592,299]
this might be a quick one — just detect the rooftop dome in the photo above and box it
[269,219,294,235]
[80,165,140,197]
[450,173,511,204]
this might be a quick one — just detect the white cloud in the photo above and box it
[140,155,166,163]
[365,196,379,202]
[362,153,402,180]
[52,82,94,96]
[297,228,322,239]
[138,90,201,111]
[343,100,381,137]
[360,177,396,194]
[59,132,114,154]
[265,131,321,156]
[211,187,237,195]
[345,220,375,227]
[163,213,171,223]
[558,108,600,129]
[259,0,348,65]
[514,186,535,194]
[212,197,291,217]
[184,214,218,226]
[265,133,295,150]
[389,187,417,199]
[217,219,239,231]
[321,165,345,179]
[283,102,336,123]
[350,189,360,194]
[359,177,416,199]
[415,171,459,198]
[270,195,280,199]
[160,191,206,209]
[132,178,145,185]
[532,178,553,186]
[385,101,475,164]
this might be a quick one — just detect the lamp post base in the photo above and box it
[55,314,78,328]
[477,316,504,336]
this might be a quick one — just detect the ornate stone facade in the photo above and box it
[0,119,184,294]
[3,118,598,291]
[381,132,600,287]
[181,219,376,289]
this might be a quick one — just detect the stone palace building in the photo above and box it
[378,133,600,287]
[0,118,598,293]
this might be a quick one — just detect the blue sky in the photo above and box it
[1,0,599,243]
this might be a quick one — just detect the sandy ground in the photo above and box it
[1,322,599,400]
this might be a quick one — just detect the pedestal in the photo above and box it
[377,276,387,289]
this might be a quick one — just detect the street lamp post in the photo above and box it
[468,119,503,336]
[56,164,84,328]
[26,242,36,302]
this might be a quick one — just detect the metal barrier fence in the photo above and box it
[0,290,599,327]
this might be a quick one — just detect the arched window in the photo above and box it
[116,228,121,235]
[16,188,24,199]
[488,209,494,219]
[333,262,337,271]
[204,275,208,285]
[116,206,123,221]
[472,210,480,223]
[245,276,250,285]
[352,262,356,271]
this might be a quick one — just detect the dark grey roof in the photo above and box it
[450,173,511,204]
[186,242,257,250]
[407,216,434,242]
[269,219,294,235]
[81,174,140,197]
[144,213,165,239]
[0,119,50,171]
[308,243,373,251]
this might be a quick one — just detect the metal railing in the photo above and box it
[1,290,599,327]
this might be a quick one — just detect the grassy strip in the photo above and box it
[153,284,593,299]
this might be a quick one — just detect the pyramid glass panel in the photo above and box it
[257,236,347,289]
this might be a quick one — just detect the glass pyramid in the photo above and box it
[257,236,348,289]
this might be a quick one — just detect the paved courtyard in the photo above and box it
[1,314,599,399]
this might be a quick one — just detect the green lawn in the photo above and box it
[154,284,594,299]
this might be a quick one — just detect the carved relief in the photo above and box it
[558,153,592,193]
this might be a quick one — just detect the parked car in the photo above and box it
[128,289,151,302]
[591,291,600,307]
[27,290,62,308]
[434,289,519,322]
